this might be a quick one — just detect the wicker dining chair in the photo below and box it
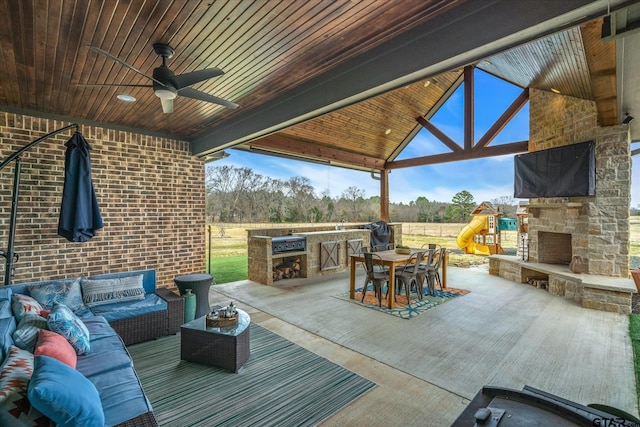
[361,252,389,307]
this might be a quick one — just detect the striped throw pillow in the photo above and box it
[80,275,145,308]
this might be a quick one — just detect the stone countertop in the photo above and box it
[293,229,369,236]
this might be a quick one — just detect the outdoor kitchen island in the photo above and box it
[247,223,402,285]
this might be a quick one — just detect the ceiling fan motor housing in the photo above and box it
[153,66,177,99]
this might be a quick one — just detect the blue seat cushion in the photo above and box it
[76,335,133,377]
[81,316,117,341]
[84,365,153,427]
[89,293,167,322]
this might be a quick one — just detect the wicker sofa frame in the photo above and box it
[109,287,184,346]
[116,411,159,427]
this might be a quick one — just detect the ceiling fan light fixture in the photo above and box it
[154,88,177,100]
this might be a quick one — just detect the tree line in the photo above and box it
[205,165,519,223]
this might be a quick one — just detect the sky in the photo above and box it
[207,70,640,210]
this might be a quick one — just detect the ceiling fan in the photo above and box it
[79,43,239,113]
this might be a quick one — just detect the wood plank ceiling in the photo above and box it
[0,0,625,172]
[0,0,460,135]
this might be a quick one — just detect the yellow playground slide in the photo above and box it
[456,216,491,255]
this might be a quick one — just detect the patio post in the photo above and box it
[380,169,390,222]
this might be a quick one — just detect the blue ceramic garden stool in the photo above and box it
[174,273,214,318]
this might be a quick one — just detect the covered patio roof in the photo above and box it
[1,0,639,173]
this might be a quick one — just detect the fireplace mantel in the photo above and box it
[522,202,583,209]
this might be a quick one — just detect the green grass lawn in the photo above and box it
[630,314,640,405]
[208,255,248,284]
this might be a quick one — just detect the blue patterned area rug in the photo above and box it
[128,323,375,426]
[335,285,469,319]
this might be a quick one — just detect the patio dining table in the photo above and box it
[349,249,447,309]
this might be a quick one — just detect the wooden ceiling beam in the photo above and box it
[247,134,386,170]
[464,66,474,151]
[416,116,463,153]
[387,140,529,169]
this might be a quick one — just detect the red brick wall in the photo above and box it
[0,112,205,288]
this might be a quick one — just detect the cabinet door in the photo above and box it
[346,239,363,266]
[320,241,340,271]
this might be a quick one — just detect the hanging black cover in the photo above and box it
[514,141,595,198]
[57,132,104,242]
[363,220,391,250]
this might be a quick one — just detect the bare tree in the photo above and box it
[205,165,257,222]
[338,186,366,221]
[205,165,459,224]
[491,195,517,217]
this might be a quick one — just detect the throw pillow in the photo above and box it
[28,278,85,312]
[28,355,104,427]
[34,329,77,369]
[47,304,90,355]
[81,274,145,307]
[0,346,50,425]
[10,294,44,323]
[0,288,11,319]
[0,300,11,320]
[12,313,48,353]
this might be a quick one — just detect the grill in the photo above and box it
[272,236,306,254]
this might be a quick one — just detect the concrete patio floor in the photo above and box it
[207,265,638,426]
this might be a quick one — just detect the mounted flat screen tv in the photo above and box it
[514,141,595,198]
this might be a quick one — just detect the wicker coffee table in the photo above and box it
[180,308,250,373]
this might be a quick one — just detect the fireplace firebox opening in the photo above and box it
[538,232,572,265]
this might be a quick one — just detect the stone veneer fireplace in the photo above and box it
[488,89,634,314]
[522,90,631,278]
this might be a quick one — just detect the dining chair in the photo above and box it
[427,247,446,294]
[394,251,425,302]
[371,243,393,252]
[361,252,389,307]
[415,249,435,297]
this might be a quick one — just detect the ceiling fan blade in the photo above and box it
[160,98,174,114]
[178,87,239,109]
[170,68,224,90]
[87,46,167,87]
[78,84,152,88]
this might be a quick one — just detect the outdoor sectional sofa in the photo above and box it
[0,269,184,426]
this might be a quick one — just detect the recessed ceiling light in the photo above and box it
[424,80,431,87]
[385,128,391,135]
[484,60,492,66]
[117,94,136,102]
[550,88,561,94]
